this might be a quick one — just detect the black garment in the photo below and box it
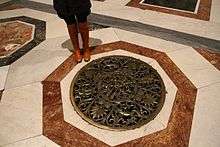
[53,0,92,19]
[63,10,90,25]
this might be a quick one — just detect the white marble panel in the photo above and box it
[0,66,9,90]
[167,48,220,88]
[0,83,42,146]
[3,135,59,147]
[5,49,71,89]
[189,83,220,147]
[210,0,220,23]
[114,28,189,53]
[90,28,120,46]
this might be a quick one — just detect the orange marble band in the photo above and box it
[42,41,197,146]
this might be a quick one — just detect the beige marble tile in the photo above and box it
[21,8,58,22]
[104,0,131,6]
[93,6,144,21]
[35,27,120,52]
[189,83,220,147]
[137,8,220,40]
[167,47,220,88]
[90,28,120,46]
[88,123,156,146]
[91,1,124,12]
[0,66,9,90]
[3,135,59,147]
[61,75,77,121]
[113,28,141,41]
[92,49,154,63]
[114,28,189,53]
[0,83,42,146]
[210,0,220,23]
[32,36,70,51]
[140,120,165,136]
[46,18,68,39]
[204,23,220,40]
[0,8,57,22]
[5,49,71,89]
[0,9,27,19]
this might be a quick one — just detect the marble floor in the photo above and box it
[0,0,220,147]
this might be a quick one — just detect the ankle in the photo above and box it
[83,48,91,62]
[75,49,81,52]
[74,49,82,63]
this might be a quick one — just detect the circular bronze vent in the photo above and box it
[70,55,166,131]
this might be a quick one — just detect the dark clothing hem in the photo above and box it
[63,10,90,25]
[53,0,92,19]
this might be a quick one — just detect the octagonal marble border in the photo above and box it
[42,41,197,147]
[0,16,46,66]
[60,49,177,146]
[0,20,35,57]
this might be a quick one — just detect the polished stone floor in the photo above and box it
[141,0,198,12]
[0,0,220,147]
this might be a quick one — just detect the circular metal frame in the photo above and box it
[70,55,166,131]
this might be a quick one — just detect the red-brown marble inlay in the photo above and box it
[42,41,197,147]
[126,0,212,21]
[0,21,33,57]
[195,48,220,70]
[42,81,108,146]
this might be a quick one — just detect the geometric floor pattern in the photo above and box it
[0,0,220,147]
[127,0,212,20]
[42,41,196,146]
[0,16,46,66]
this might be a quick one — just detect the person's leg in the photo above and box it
[65,18,82,63]
[77,10,91,62]
[79,21,90,61]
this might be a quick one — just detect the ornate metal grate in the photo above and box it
[70,55,166,131]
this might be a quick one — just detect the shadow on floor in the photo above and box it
[61,38,103,52]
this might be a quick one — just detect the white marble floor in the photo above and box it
[0,1,220,147]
